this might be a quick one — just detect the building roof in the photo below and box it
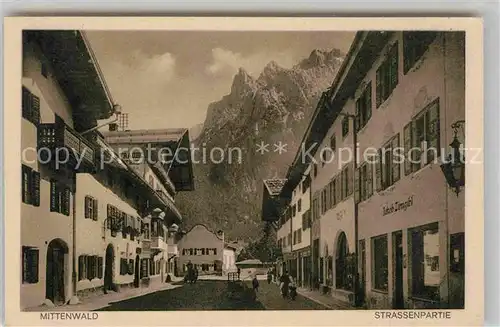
[23,30,115,131]
[281,31,393,198]
[103,128,195,192]
[263,179,287,196]
[102,128,188,145]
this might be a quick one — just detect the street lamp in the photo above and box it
[440,120,465,196]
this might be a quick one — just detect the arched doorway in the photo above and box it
[46,239,68,305]
[134,255,140,288]
[335,232,349,290]
[104,244,115,292]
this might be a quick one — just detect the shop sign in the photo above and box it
[382,196,414,216]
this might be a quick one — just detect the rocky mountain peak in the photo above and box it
[230,67,256,97]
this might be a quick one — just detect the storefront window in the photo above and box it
[372,235,388,291]
[410,223,440,301]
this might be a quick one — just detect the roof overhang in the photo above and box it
[23,30,115,131]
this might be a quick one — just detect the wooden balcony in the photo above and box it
[38,122,95,170]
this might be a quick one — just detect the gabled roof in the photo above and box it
[263,179,287,196]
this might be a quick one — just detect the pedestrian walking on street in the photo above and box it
[280,270,290,299]
[237,267,241,280]
[252,276,259,292]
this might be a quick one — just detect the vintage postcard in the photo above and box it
[4,17,483,326]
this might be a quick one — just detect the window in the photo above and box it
[356,83,372,131]
[297,229,302,243]
[330,135,336,153]
[50,180,70,216]
[129,259,134,275]
[342,116,349,138]
[313,164,318,177]
[302,210,311,230]
[297,199,302,212]
[22,165,40,206]
[22,87,40,126]
[302,175,311,193]
[213,248,217,255]
[341,165,353,200]
[292,205,297,217]
[84,196,98,220]
[404,100,440,175]
[372,235,388,291]
[142,223,150,239]
[22,246,39,284]
[375,134,400,191]
[403,32,437,74]
[293,231,297,245]
[376,42,399,107]
[410,223,440,301]
[79,255,100,280]
[358,162,373,202]
[288,233,292,246]
[328,179,336,209]
[320,188,327,215]
[312,196,320,221]
[141,259,149,278]
[97,257,103,279]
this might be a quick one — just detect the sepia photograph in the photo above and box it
[4,17,483,326]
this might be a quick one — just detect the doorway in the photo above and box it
[45,239,68,305]
[392,231,404,309]
[134,255,140,288]
[104,244,115,292]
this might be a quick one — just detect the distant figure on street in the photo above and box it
[252,276,260,292]
[237,267,241,279]
[267,269,272,284]
[280,270,291,298]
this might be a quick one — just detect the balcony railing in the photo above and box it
[150,236,167,252]
[38,122,95,167]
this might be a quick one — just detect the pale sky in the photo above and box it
[86,31,355,130]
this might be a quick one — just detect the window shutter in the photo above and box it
[335,176,341,204]
[367,162,373,197]
[31,94,40,126]
[392,134,401,183]
[365,83,372,124]
[347,164,353,196]
[78,255,84,280]
[97,257,104,279]
[403,122,413,175]
[426,102,441,163]
[354,167,360,204]
[22,87,31,121]
[375,151,383,192]
[355,100,361,133]
[31,249,39,283]
[376,68,382,108]
[50,180,58,212]
[93,199,98,220]
[63,188,71,216]
[390,43,399,90]
[31,171,40,207]
[84,197,90,219]
[22,165,32,205]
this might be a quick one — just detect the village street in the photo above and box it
[97,279,335,311]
